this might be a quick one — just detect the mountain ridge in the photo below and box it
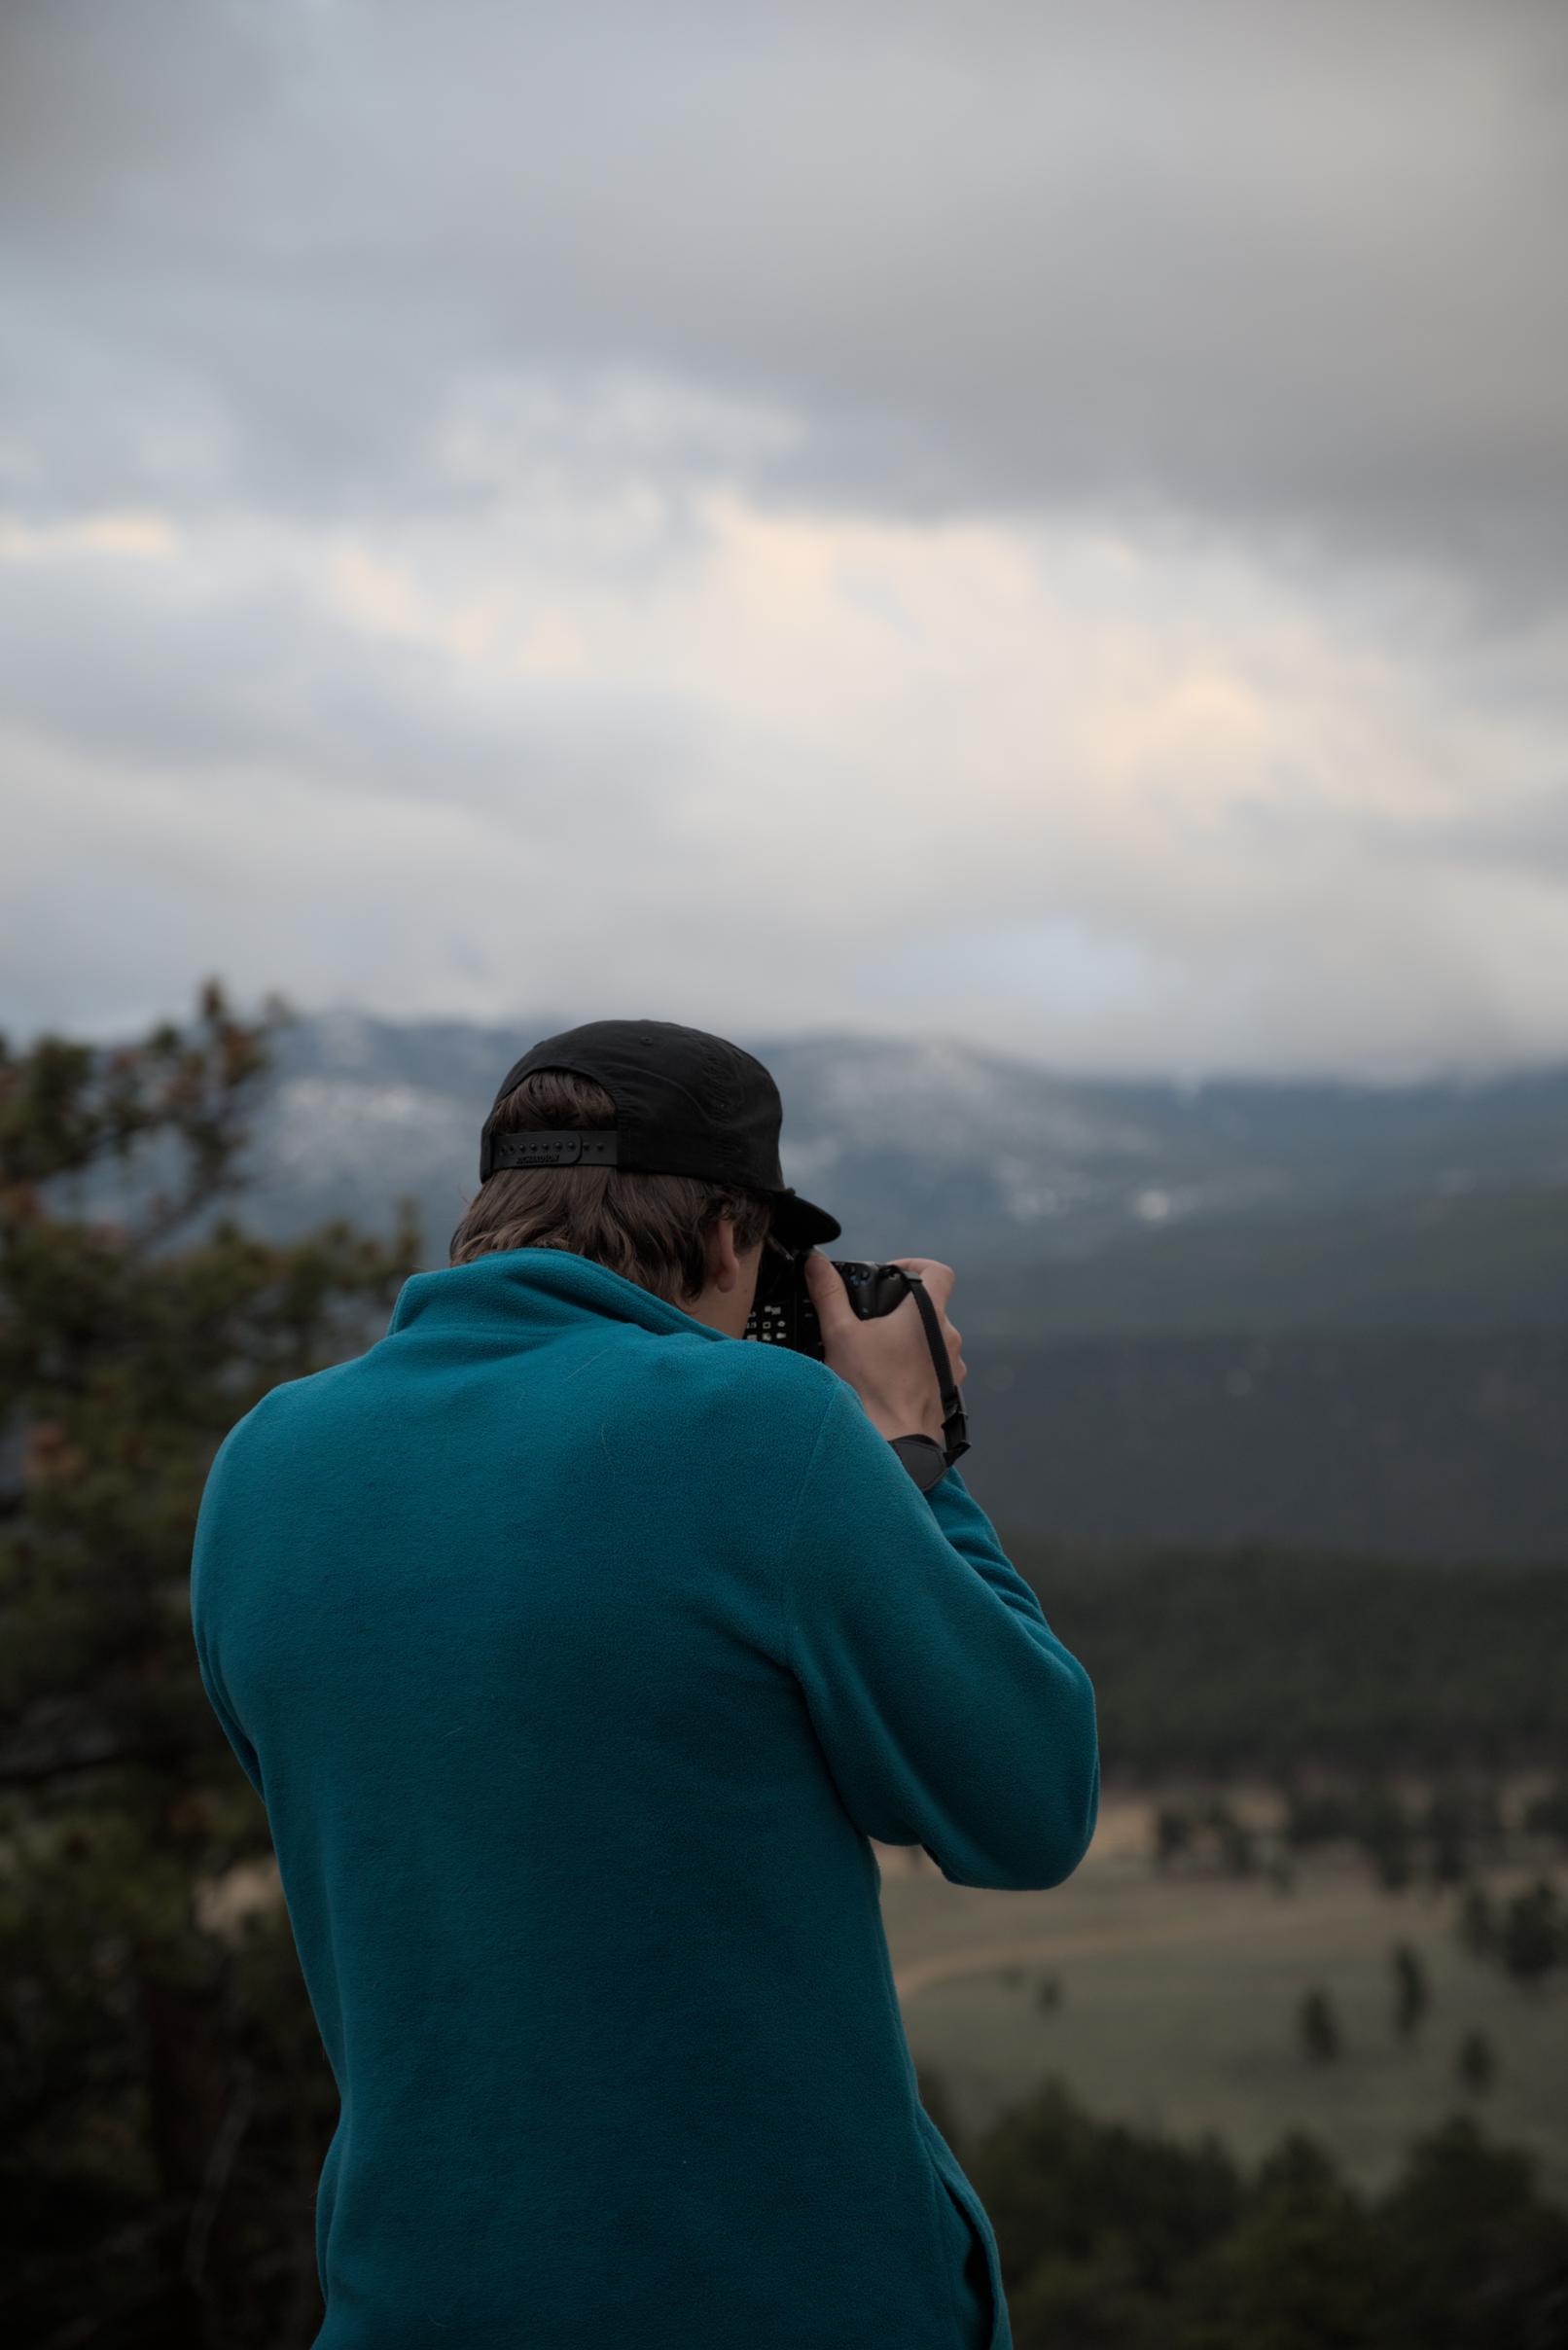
[217,1009,1568,1308]
[60,1009,1567,1560]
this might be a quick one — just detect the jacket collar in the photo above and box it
[386,1246,731,1349]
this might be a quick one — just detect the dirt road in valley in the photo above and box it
[890,1884,1372,2003]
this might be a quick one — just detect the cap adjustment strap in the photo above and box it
[481,1129,621,1180]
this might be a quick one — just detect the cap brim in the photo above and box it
[766,1188,841,1248]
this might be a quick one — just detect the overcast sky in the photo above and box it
[3,0,1567,1082]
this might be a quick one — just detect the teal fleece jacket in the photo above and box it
[190,1246,1099,2350]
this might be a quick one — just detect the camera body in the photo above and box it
[743,1244,971,1487]
[743,1249,914,1356]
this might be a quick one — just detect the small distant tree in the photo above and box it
[1207,1799,1257,1879]
[1473,1781,1507,1858]
[1155,1803,1193,1868]
[1298,1988,1341,2065]
[1423,1788,1470,1886]
[1376,1837,1414,1893]
[1457,1884,1496,1960]
[1283,1787,1352,1850]
[1353,1786,1414,1892]
[1390,1943,1430,2043]
[1522,1782,1568,1853]
[1499,1881,1562,1987]
[1456,2028,1497,2096]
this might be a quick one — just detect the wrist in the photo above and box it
[865,1404,943,1446]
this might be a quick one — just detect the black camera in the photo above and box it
[743,1244,912,1354]
[743,1241,970,1487]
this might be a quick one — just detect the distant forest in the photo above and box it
[1008,1538,1568,1778]
[966,1328,1568,1563]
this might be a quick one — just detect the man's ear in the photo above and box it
[703,1215,741,1293]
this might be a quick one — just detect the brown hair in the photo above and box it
[448,1067,774,1307]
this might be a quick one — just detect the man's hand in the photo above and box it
[802,1252,967,1446]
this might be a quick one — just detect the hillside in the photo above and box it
[110,1006,1568,1295]
[1000,1538,1568,1774]
[61,1007,1568,1560]
[961,1328,1568,1562]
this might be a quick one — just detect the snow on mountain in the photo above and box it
[199,1012,1568,1282]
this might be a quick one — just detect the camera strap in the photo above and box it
[898,1270,970,1471]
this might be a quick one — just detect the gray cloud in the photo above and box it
[3,0,1566,602]
[0,551,695,820]
[4,0,1568,1081]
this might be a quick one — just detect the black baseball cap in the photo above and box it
[479,1017,841,1250]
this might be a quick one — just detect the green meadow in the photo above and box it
[880,1807,1568,2201]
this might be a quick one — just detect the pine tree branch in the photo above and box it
[0,1736,197,1789]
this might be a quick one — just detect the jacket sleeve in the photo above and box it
[780,1377,1100,1891]
[190,1438,267,1807]
[193,1606,267,1806]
